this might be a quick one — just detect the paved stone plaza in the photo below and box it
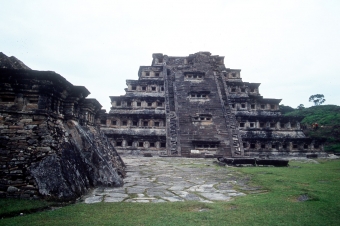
[83,156,262,203]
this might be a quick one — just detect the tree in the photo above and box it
[279,104,295,114]
[297,104,305,110]
[309,94,326,106]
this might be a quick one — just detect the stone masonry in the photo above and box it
[83,156,251,203]
[0,53,125,200]
[101,52,325,158]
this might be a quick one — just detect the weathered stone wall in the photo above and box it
[164,55,232,157]
[0,68,125,200]
[103,67,167,155]
[0,52,31,70]
[162,52,243,157]
[0,114,124,200]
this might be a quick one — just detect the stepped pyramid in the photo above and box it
[100,52,324,157]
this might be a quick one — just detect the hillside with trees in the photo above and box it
[283,105,340,153]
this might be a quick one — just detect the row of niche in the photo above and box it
[113,140,166,148]
[183,71,242,80]
[184,57,224,65]
[229,86,259,94]
[187,96,280,112]
[231,103,278,111]
[191,115,298,125]
[183,56,224,65]
[239,121,300,129]
[188,92,210,98]
[103,118,165,127]
[0,94,99,125]
[191,115,213,122]
[128,84,165,92]
[0,95,38,104]
[184,73,204,80]
[160,55,229,65]
[223,71,241,79]
[112,100,164,108]
[141,71,163,77]
[243,141,321,150]
[194,144,219,149]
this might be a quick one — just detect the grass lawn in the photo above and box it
[1,159,340,226]
[0,198,53,217]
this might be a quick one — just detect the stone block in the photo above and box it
[0,129,14,134]
[27,139,38,145]
[17,130,32,134]
[7,186,19,193]
[19,194,31,199]
[33,115,46,121]
[20,119,33,123]
[25,125,37,129]
[9,125,24,129]
[37,147,51,152]
[85,196,103,204]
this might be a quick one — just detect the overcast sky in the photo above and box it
[1,0,339,111]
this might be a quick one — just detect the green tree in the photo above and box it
[309,94,326,106]
[297,104,305,110]
[279,104,295,114]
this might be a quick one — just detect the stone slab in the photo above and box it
[85,196,103,204]
[82,156,257,203]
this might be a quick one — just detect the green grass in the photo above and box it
[0,198,53,217]
[2,159,340,225]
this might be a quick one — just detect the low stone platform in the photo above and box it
[82,156,262,203]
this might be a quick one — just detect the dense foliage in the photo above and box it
[283,105,340,152]
[284,105,340,126]
[279,104,295,114]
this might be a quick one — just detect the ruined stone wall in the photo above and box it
[162,53,243,157]
[165,58,230,156]
[0,68,125,200]
[104,52,325,158]
[101,65,167,156]
[238,115,325,157]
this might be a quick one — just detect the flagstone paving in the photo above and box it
[82,156,260,203]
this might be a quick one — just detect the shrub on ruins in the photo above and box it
[285,105,340,152]
[284,105,340,126]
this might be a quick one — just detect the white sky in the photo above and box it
[1,0,339,111]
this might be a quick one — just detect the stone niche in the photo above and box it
[0,68,126,200]
[102,51,325,158]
